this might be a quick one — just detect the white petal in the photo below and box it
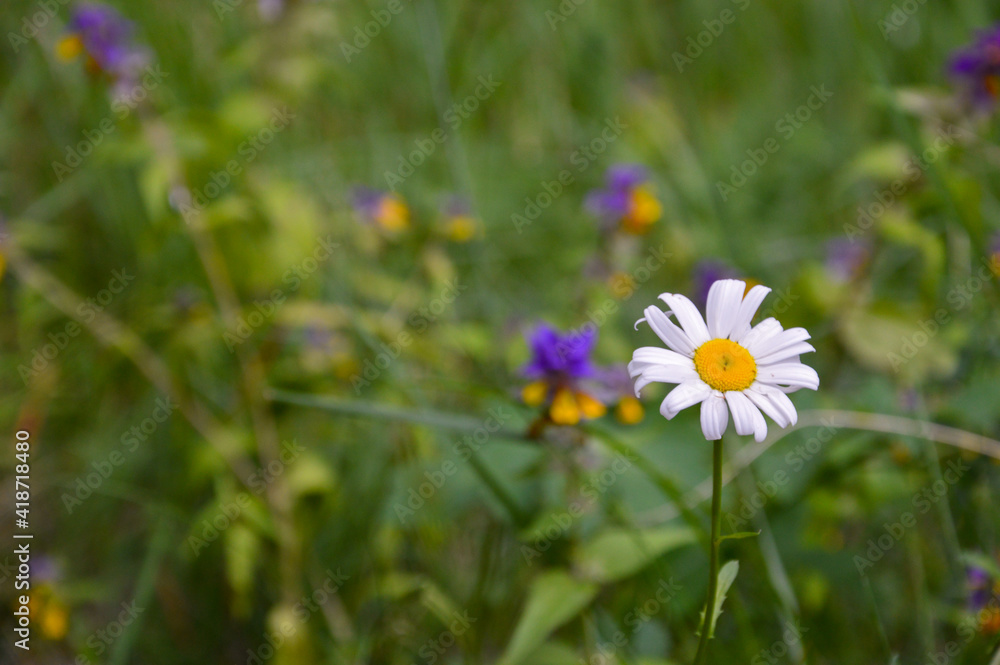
[636,307,696,356]
[746,384,793,428]
[726,391,768,441]
[736,317,782,352]
[748,326,811,360]
[700,393,729,441]
[728,284,771,341]
[757,363,820,391]
[657,293,711,346]
[659,381,712,419]
[632,363,699,395]
[757,383,798,426]
[628,347,694,376]
[756,342,815,366]
[706,279,746,340]
[750,405,768,441]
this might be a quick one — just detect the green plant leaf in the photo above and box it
[225,522,260,618]
[697,560,739,639]
[839,302,961,383]
[573,526,697,584]
[718,531,761,542]
[497,570,598,665]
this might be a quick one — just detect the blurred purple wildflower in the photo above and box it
[586,164,647,221]
[303,325,332,348]
[444,195,471,218]
[825,238,869,281]
[61,3,152,106]
[949,24,1000,109]
[990,230,1000,257]
[351,186,409,231]
[259,0,285,21]
[352,186,384,218]
[70,5,133,70]
[968,564,992,612]
[69,4,149,78]
[31,556,62,583]
[522,323,597,382]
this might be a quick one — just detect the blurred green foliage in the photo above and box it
[1,0,1000,663]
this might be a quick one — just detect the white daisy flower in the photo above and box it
[629,279,819,442]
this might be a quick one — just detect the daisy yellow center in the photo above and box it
[693,338,757,392]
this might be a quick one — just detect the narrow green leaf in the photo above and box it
[718,531,761,542]
[697,560,739,639]
[574,526,697,584]
[497,571,598,665]
[265,389,524,436]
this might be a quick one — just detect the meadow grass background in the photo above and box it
[2,0,1000,663]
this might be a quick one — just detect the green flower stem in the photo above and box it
[693,438,723,665]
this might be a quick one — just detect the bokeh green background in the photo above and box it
[2,0,1000,663]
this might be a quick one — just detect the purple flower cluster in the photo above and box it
[586,165,646,219]
[585,164,661,234]
[351,186,410,232]
[521,323,642,426]
[825,239,869,282]
[522,324,597,382]
[968,565,992,613]
[950,24,1000,109]
[62,4,151,100]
